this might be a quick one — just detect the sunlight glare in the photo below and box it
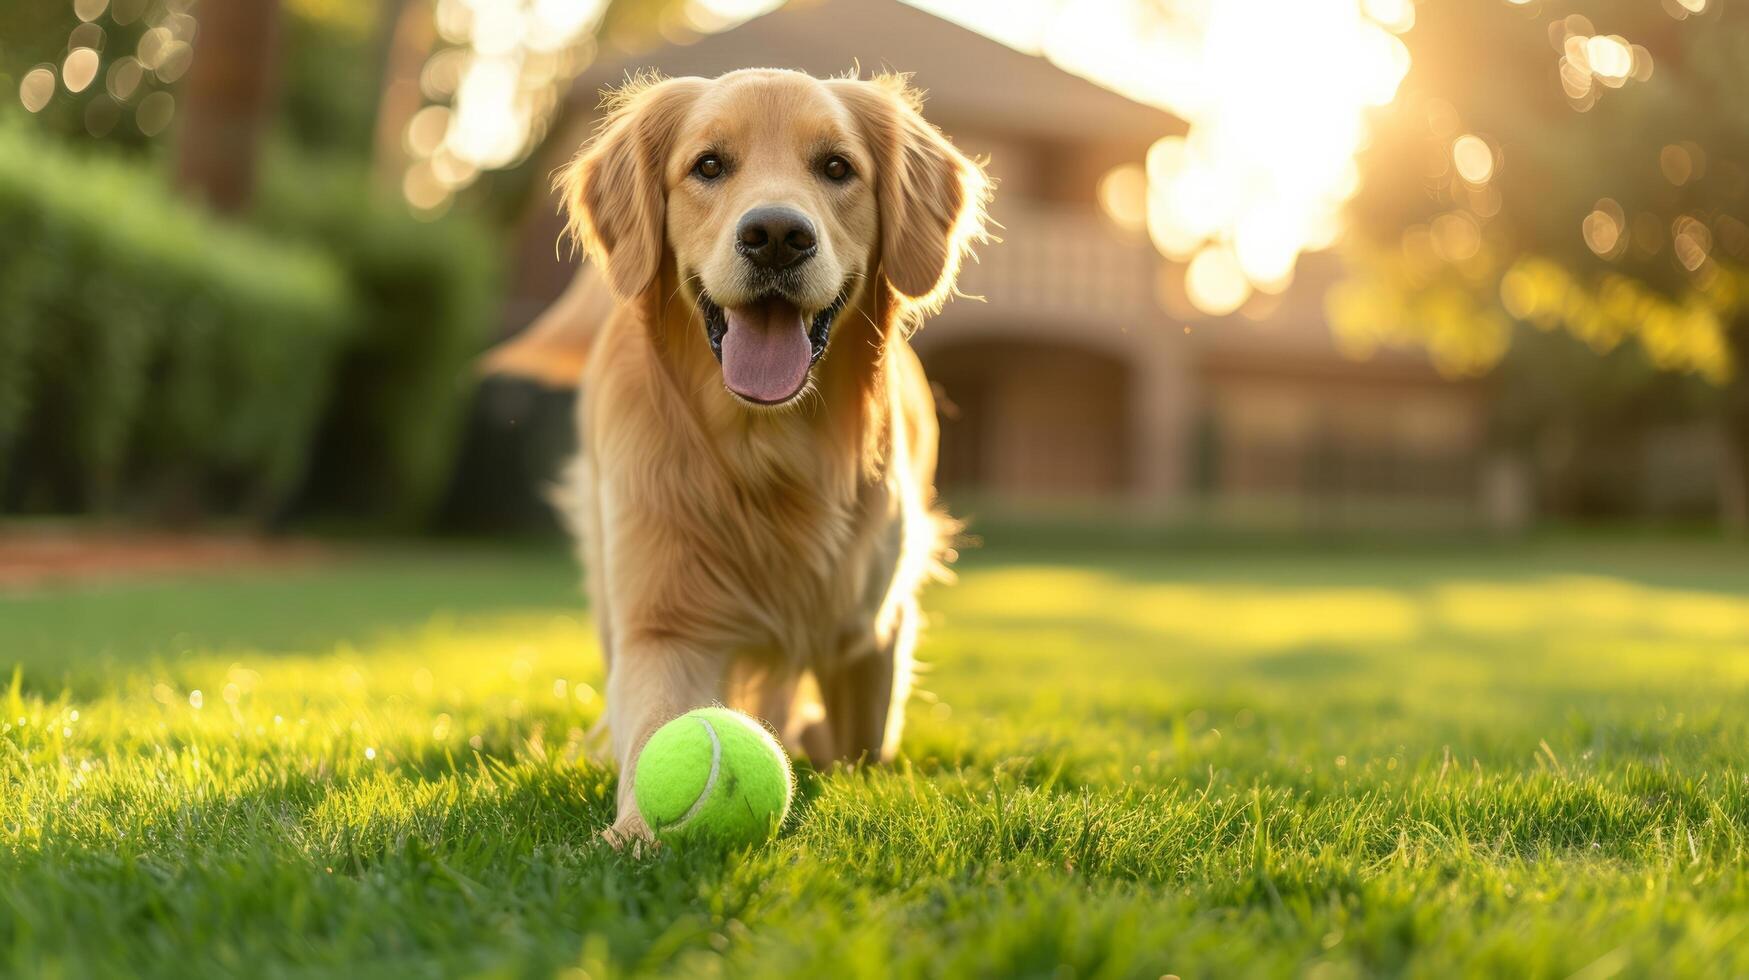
[684,0,783,32]
[447,57,528,168]
[907,0,1411,313]
[408,0,607,205]
[531,0,602,39]
[1234,209,1301,292]
[1361,0,1414,34]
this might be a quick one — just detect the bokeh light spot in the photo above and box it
[1559,55,1593,100]
[19,67,57,113]
[74,0,109,22]
[1467,183,1503,219]
[419,48,469,100]
[1451,135,1494,184]
[1424,99,1460,138]
[1582,200,1625,259]
[106,56,144,101]
[69,21,107,52]
[110,0,146,24]
[63,48,101,94]
[1430,211,1481,263]
[406,104,452,158]
[136,90,175,135]
[402,160,452,213]
[429,148,478,189]
[1185,244,1251,316]
[137,27,173,70]
[409,0,607,206]
[1659,144,1693,185]
[1630,44,1654,82]
[155,41,194,83]
[1097,163,1147,234]
[1671,216,1711,272]
[1585,35,1633,80]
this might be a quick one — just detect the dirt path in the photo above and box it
[0,526,327,592]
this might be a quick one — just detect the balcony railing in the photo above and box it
[946,203,1162,327]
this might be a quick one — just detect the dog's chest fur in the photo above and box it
[582,334,894,669]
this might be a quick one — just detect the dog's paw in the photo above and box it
[602,811,656,854]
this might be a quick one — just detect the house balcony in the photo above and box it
[943,202,1164,332]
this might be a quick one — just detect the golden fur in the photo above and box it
[495,69,988,844]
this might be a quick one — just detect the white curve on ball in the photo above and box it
[667,715,722,831]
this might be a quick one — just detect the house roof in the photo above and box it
[571,0,1184,144]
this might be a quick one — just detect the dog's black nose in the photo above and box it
[736,206,817,270]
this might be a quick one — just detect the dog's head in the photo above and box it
[561,69,988,407]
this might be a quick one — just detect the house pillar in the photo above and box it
[1131,340,1194,512]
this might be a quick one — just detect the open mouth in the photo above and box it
[699,287,848,405]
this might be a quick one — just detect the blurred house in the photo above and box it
[501,0,1490,527]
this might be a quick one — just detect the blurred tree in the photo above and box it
[279,0,382,158]
[1335,0,1749,525]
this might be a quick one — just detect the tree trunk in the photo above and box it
[174,0,282,213]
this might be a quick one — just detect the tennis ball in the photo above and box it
[633,707,793,848]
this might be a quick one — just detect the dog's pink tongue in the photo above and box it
[721,298,810,404]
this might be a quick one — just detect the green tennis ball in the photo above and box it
[633,707,794,848]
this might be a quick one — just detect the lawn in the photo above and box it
[3,533,1749,977]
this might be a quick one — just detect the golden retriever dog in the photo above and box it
[491,69,989,844]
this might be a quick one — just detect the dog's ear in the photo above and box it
[558,75,704,303]
[833,75,991,310]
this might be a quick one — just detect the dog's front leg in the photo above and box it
[603,637,724,848]
[819,597,918,765]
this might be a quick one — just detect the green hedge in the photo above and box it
[0,124,352,517]
[254,154,500,527]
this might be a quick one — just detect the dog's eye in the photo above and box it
[693,155,725,180]
[822,155,852,182]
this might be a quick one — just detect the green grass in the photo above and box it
[4,534,1749,977]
